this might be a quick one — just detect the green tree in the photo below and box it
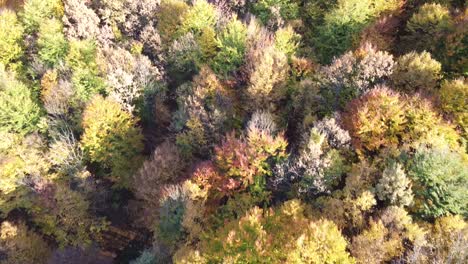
[0,66,41,135]
[81,96,144,186]
[211,18,248,76]
[406,147,468,219]
[0,10,24,68]
[21,0,63,33]
[37,18,69,67]
[314,0,401,63]
[178,0,217,35]
[252,0,300,26]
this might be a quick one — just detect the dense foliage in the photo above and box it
[0,0,466,263]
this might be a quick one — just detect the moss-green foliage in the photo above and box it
[0,11,24,68]
[178,0,217,35]
[81,96,144,186]
[211,18,248,76]
[21,0,63,33]
[406,147,468,219]
[392,51,442,93]
[252,0,300,25]
[0,67,41,135]
[274,26,301,57]
[37,18,69,67]
[405,3,453,53]
[66,40,105,101]
[313,0,401,63]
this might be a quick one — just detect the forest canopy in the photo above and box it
[0,0,467,263]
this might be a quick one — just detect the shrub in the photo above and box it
[37,18,69,66]
[0,67,41,135]
[439,78,467,134]
[21,0,63,33]
[211,18,248,76]
[0,221,51,264]
[406,147,468,219]
[405,3,453,53]
[0,10,24,67]
[81,96,144,186]
[375,161,413,207]
[391,51,442,93]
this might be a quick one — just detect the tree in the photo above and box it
[0,66,41,135]
[252,0,300,27]
[103,47,162,112]
[80,96,144,186]
[406,147,468,219]
[350,220,404,263]
[21,0,63,33]
[133,141,185,226]
[405,3,453,53]
[375,161,413,207]
[0,10,24,68]
[319,44,395,113]
[37,18,69,66]
[391,51,442,93]
[246,45,289,109]
[178,0,217,36]
[156,0,189,45]
[313,0,401,63]
[184,200,355,263]
[211,17,248,76]
[0,221,51,264]
[66,39,105,102]
[273,117,352,197]
[342,86,461,154]
[439,78,467,135]
[62,0,101,40]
